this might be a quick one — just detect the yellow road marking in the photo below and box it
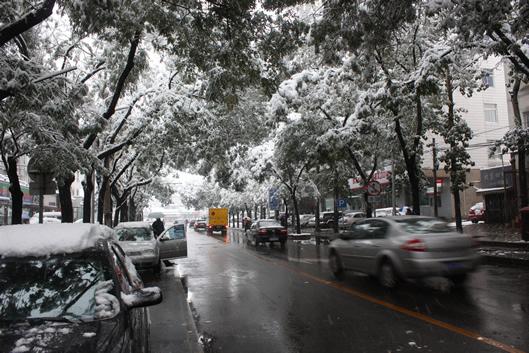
[256,254,526,353]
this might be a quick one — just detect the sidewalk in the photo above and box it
[148,268,204,353]
[462,223,529,268]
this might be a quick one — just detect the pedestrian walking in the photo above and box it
[152,218,165,237]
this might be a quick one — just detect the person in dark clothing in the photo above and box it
[152,218,165,236]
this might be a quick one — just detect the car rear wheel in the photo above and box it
[449,273,468,286]
[471,219,478,224]
[378,260,399,288]
[329,251,345,280]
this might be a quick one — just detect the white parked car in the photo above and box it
[115,221,187,273]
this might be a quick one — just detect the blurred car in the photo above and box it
[374,207,396,217]
[29,211,62,224]
[0,223,162,353]
[328,217,480,288]
[468,202,485,223]
[194,219,207,231]
[115,222,161,272]
[246,219,288,247]
[189,219,196,227]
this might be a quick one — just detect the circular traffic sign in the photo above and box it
[367,181,382,196]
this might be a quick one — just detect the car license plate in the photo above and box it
[270,237,278,241]
[446,262,464,270]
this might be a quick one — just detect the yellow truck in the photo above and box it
[207,208,229,236]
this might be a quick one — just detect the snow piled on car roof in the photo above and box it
[0,223,115,257]
[114,221,151,228]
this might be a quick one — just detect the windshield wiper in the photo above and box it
[25,316,81,324]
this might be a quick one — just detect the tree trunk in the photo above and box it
[97,177,107,224]
[446,69,463,232]
[394,119,421,215]
[291,190,301,234]
[364,192,373,218]
[120,200,129,222]
[82,170,94,223]
[333,180,339,233]
[315,197,320,232]
[58,173,75,223]
[129,197,136,221]
[7,156,23,224]
[236,209,240,228]
[511,78,528,208]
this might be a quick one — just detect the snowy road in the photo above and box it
[166,228,529,353]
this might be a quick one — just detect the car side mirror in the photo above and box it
[122,287,163,308]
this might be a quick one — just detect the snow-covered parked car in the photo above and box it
[115,221,187,273]
[0,223,162,353]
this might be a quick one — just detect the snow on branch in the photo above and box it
[0,0,56,47]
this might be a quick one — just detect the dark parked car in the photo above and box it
[0,224,162,353]
[246,219,288,247]
[194,219,207,231]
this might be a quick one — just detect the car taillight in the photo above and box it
[401,239,426,252]
[258,229,267,235]
[208,225,212,229]
[280,229,288,235]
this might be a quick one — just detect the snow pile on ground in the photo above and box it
[0,224,116,257]
[94,280,120,319]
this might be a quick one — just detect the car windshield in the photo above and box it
[395,218,452,234]
[259,220,282,227]
[116,227,153,241]
[0,255,112,322]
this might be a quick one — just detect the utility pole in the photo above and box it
[432,138,438,217]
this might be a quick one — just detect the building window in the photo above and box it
[484,103,498,123]
[482,69,494,87]
[523,111,529,128]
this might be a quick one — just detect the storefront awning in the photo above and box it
[475,186,512,194]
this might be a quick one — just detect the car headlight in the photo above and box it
[143,249,155,255]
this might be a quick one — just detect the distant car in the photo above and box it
[343,212,366,225]
[115,222,161,272]
[299,214,314,227]
[246,219,288,247]
[194,219,207,231]
[29,211,62,224]
[322,211,343,228]
[374,208,396,217]
[468,202,485,223]
[0,223,162,353]
[328,217,480,288]
[189,219,196,227]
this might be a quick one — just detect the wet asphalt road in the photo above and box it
[172,228,529,353]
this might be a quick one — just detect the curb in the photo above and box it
[478,240,529,250]
[177,276,205,353]
[480,255,529,268]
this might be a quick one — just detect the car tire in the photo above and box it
[449,274,468,286]
[471,219,478,224]
[329,251,345,280]
[153,260,162,274]
[378,260,399,288]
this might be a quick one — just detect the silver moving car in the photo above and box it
[328,217,480,288]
